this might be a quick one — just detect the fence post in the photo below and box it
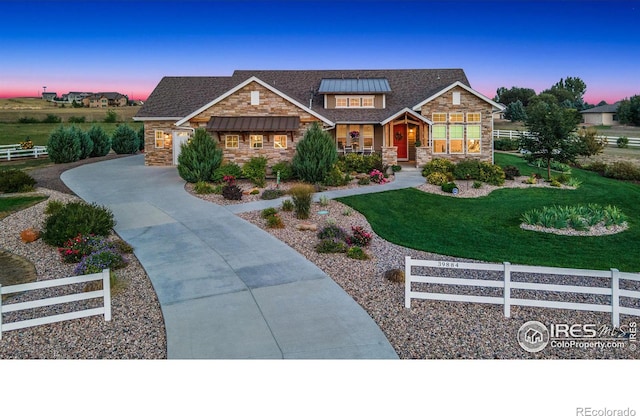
[503,262,511,318]
[405,256,412,308]
[103,269,111,321]
[611,268,620,328]
[7,149,11,161]
[34,147,39,158]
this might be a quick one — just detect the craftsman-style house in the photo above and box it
[134,69,504,168]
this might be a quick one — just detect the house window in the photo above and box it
[361,97,374,108]
[450,125,464,153]
[250,135,263,149]
[274,134,287,149]
[336,97,348,108]
[467,125,481,153]
[363,125,374,147]
[450,113,464,123]
[251,91,260,105]
[336,125,347,149]
[453,91,461,105]
[335,95,375,108]
[225,135,239,149]
[432,125,447,153]
[349,125,361,149]
[154,130,165,149]
[433,113,447,123]
[348,97,361,107]
[467,112,481,123]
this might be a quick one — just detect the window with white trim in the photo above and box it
[336,97,348,107]
[361,97,374,107]
[449,125,464,153]
[453,91,461,105]
[250,135,263,149]
[336,125,347,149]
[250,90,260,105]
[274,134,287,149]
[467,112,481,123]
[363,125,374,147]
[225,135,239,149]
[335,95,375,108]
[154,130,165,149]
[467,125,481,153]
[432,125,447,153]
[450,113,464,123]
[432,113,447,123]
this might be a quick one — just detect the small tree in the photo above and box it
[505,100,527,121]
[111,124,139,154]
[47,125,81,163]
[617,95,640,126]
[75,126,93,159]
[88,125,112,157]
[520,101,581,180]
[104,109,117,123]
[177,128,222,183]
[576,127,607,158]
[291,122,337,183]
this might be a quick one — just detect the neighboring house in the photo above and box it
[62,91,93,104]
[581,102,620,126]
[42,92,57,101]
[83,92,128,108]
[134,69,505,168]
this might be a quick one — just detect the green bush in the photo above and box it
[617,137,629,148]
[289,184,314,219]
[281,199,294,211]
[503,165,521,180]
[104,109,117,123]
[271,161,294,181]
[42,201,115,247]
[242,156,268,188]
[315,238,348,254]
[18,116,39,124]
[346,246,369,260]
[473,181,483,189]
[604,161,640,181]
[87,125,112,157]
[194,181,214,194]
[177,129,223,183]
[212,162,243,182]
[68,116,86,123]
[137,125,145,151]
[426,172,448,186]
[42,114,61,123]
[317,224,347,241]
[453,160,482,180]
[493,138,519,151]
[441,182,458,193]
[422,158,455,177]
[358,176,371,185]
[323,165,350,187]
[292,122,337,183]
[221,185,242,200]
[47,125,81,163]
[479,162,506,186]
[261,207,278,219]
[111,124,139,154]
[585,161,608,176]
[74,249,126,275]
[391,164,402,173]
[521,204,627,231]
[0,169,36,193]
[45,200,64,216]
[76,127,93,159]
[261,189,284,200]
[266,213,284,228]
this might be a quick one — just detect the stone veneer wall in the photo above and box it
[417,85,494,164]
[415,147,430,168]
[144,120,177,166]
[382,146,398,167]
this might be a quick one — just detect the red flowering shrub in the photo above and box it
[346,226,372,247]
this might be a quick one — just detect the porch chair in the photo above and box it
[362,145,373,155]
[343,146,354,155]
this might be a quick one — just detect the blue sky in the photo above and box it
[1,0,639,103]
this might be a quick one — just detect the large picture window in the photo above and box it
[225,135,239,149]
[432,125,447,153]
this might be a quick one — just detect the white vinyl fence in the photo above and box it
[405,258,640,327]
[0,269,111,339]
[0,144,48,160]
[493,130,640,148]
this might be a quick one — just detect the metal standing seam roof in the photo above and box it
[318,78,392,93]
[207,116,300,131]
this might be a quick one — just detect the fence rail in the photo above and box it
[0,145,48,161]
[0,269,111,339]
[493,130,640,148]
[405,257,640,327]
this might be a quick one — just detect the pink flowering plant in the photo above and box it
[58,234,114,263]
[346,225,372,247]
[369,169,387,184]
[349,131,360,139]
[222,175,236,186]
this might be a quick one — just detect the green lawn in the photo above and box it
[337,153,640,272]
[0,195,48,219]
[0,121,142,146]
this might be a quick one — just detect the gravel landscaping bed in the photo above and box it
[237,186,640,359]
[0,188,166,359]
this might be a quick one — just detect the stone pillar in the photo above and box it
[415,147,430,169]
[382,146,397,167]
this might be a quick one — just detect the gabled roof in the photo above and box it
[412,81,505,112]
[580,102,620,113]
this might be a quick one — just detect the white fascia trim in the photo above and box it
[175,76,335,127]
[411,81,505,112]
[380,108,433,126]
[132,117,182,121]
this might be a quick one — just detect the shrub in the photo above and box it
[472,181,483,189]
[384,268,405,283]
[441,182,458,193]
[318,195,330,206]
[137,125,145,151]
[221,185,242,200]
[347,246,369,260]
[493,138,519,151]
[177,128,222,183]
[358,176,371,185]
[243,156,268,187]
[346,225,372,247]
[261,207,278,219]
[42,201,115,247]
[422,158,454,177]
[104,109,117,123]
[289,184,314,219]
[42,113,61,123]
[292,122,337,183]
[323,165,349,187]
[550,179,562,187]
[76,127,93,159]
[479,162,506,186]
[369,169,387,184]
[47,125,81,163]
[87,125,112,157]
[0,169,36,193]
[18,116,39,124]
[45,200,64,216]
[281,199,294,211]
[68,116,86,123]
[342,207,353,216]
[74,249,126,275]
[315,238,348,254]
[111,124,139,154]
[585,161,608,176]
[212,162,243,183]
[617,136,629,148]
[391,164,402,173]
[58,234,115,263]
[317,224,347,241]
[453,160,482,180]
[194,181,214,194]
[261,189,284,200]
[502,165,521,180]
[271,161,294,182]
[426,172,448,186]
[266,213,284,229]
[553,173,571,184]
[604,161,640,181]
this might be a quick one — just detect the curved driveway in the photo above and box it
[61,155,401,359]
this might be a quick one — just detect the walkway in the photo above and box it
[61,155,422,359]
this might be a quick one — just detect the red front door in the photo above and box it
[393,124,408,159]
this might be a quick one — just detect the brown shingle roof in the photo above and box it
[135,69,470,123]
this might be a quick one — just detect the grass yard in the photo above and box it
[338,153,640,272]
[0,121,142,146]
[0,195,48,220]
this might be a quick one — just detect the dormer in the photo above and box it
[319,78,390,109]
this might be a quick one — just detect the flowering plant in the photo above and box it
[223,175,236,186]
[349,131,360,139]
[369,169,387,184]
[58,234,114,263]
[74,248,127,275]
[346,225,372,247]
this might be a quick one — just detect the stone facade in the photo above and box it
[143,120,177,166]
[381,146,398,167]
[415,147,429,168]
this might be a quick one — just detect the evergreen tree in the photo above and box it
[291,122,337,183]
[177,128,222,183]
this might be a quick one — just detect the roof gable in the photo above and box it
[412,81,505,112]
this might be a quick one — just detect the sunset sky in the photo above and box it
[1,0,639,104]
